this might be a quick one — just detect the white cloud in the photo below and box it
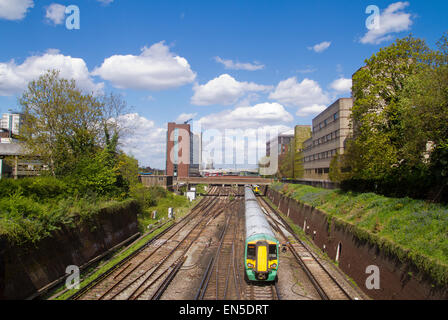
[360,2,413,45]
[214,57,264,71]
[269,77,330,109]
[191,74,272,106]
[45,3,66,25]
[0,0,34,20]
[308,41,331,53]
[0,49,103,96]
[198,102,293,130]
[296,104,327,117]
[330,77,352,93]
[118,113,167,168]
[92,41,196,91]
[176,113,197,123]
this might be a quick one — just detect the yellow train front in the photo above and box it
[244,186,279,282]
[252,185,260,195]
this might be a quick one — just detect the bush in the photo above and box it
[0,191,73,245]
[130,184,157,209]
[340,174,445,202]
[65,151,125,197]
[0,177,68,201]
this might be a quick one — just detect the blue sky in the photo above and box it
[0,0,447,168]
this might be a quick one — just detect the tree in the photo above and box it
[20,70,130,176]
[398,35,448,199]
[341,36,432,181]
[19,70,133,196]
[332,33,448,201]
[20,70,105,176]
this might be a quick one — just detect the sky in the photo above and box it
[0,0,447,169]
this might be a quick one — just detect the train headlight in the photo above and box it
[270,263,277,269]
[247,263,254,268]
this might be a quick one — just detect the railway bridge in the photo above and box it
[177,176,273,186]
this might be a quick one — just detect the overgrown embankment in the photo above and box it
[0,177,136,247]
[0,175,200,299]
[0,196,139,300]
[52,189,202,300]
[271,182,448,288]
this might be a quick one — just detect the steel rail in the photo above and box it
[68,217,180,301]
[259,196,352,300]
[129,198,227,300]
[196,210,233,300]
[82,196,213,300]
[118,197,223,300]
[260,198,329,300]
[151,256,188,300]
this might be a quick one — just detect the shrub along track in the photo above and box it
[75,192,232,300]
[257,196,361,300]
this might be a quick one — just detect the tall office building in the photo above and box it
[166,122,201,178]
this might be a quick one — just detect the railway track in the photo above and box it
[245,283,280,300]
[195,190,280,301]
[76,192,233,300]
[257,196,357,300]
[75,185,356,301]
[195,198,243,300]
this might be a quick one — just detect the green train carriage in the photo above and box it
[244,186,279,282]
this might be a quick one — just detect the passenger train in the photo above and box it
[252,185,260,195]
[244,186,279,282]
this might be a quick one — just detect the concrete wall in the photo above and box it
[0,201,139,300]
[267,188,448,300]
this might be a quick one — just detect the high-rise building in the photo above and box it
[166,122,201,178]
[0,113,23,142]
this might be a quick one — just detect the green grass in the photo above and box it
[0,192,133,246]
[137,192,202,233]
[271,182,448,286]
[51,192,202,300]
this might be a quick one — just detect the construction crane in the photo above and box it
[184,118,193,124]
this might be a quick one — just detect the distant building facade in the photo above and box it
[293,125,312,178]
[266,131,294,157]
[139,175,174,191]
[0,113,23,143]
[302,98,353,180]
[166,122,201,178]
